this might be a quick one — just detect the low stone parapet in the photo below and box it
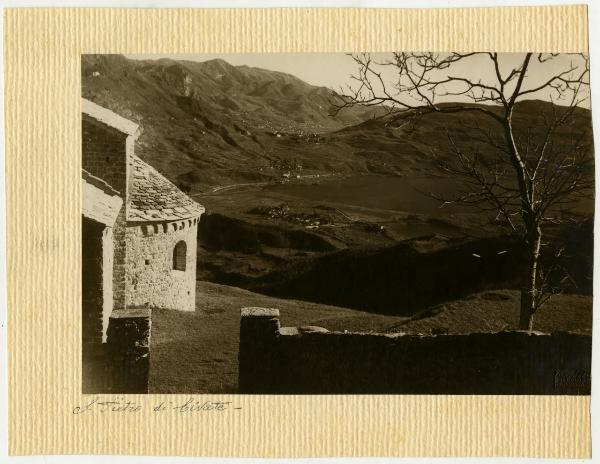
[106,307,151,393]
[239,307,280,393]
[238,307,591,394]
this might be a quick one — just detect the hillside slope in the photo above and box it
[82,55,594,195]
[82,54,380,187]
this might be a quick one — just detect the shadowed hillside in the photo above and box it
[198,217,591,316]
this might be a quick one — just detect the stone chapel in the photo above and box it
[81,98,205,347]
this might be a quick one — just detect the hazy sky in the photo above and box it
[126,53,589,107]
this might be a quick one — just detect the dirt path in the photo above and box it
[191,181,271,197]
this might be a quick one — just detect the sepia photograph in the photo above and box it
[81,51,593,395]
[5,3,599,459]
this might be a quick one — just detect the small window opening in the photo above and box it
[173,241,187,271]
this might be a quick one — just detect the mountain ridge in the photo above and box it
[82,54,593,192]
[82,54,385,188]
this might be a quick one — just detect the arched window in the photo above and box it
[173,241,187,271]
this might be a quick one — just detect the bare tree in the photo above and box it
[336,52,592,330]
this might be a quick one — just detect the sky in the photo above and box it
[126,53,590,107]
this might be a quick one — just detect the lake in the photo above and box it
[262,175,466,215]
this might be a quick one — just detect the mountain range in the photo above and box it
[82,54,593,193]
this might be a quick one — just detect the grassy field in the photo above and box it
[149,280,592,394]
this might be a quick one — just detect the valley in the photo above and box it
[82,54,594,328]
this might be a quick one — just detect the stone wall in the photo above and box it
[82,218,104,344]
[125,217,200,311]
[82,115,130,312]
[83,308,151,393]
[82,114,128,193]
[107,308,151,393]
[239,308,592,394]
[101,226,114,341]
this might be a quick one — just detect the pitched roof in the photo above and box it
[127,155,205,222]
[82,169,123,227]
[82,168,120,196]
[82,98,140,137]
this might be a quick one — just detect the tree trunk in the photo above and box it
[519,224,542,331]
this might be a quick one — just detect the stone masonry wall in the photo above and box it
[82,115,129,311]
[125,217,200,311]
[101,226,114,342]
[82,114,128,193]
[83,307,152,394]
[239,308,592,395]
[107,308,151,393]
[111,208,127,311]
[82,218,104,344]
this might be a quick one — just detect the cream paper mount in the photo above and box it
[5,6,592,458]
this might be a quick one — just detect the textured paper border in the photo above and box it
[5,6,591,457]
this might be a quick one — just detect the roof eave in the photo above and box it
[82,98,139,137]
[126,205,205,224]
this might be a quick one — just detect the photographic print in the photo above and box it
[81,51,593,395]
[5,5,596,459]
